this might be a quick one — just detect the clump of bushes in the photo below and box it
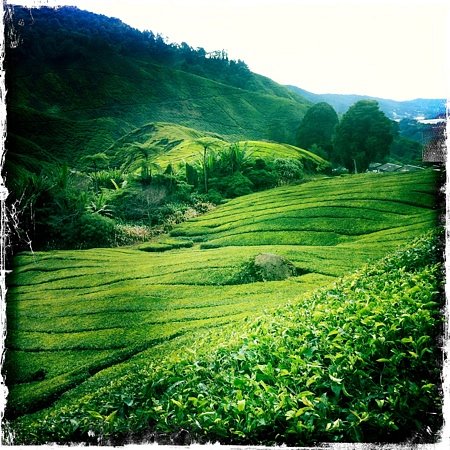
[9,144,320,251]
[231,253,299,283]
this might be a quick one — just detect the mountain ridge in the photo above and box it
[286,85,446,120]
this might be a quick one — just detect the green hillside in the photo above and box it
[109,122,327,170]
[5,5,310,173]
[5,170,441,444]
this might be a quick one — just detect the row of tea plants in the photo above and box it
[8,231,444,445]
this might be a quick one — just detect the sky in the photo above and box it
[5,0,450,101]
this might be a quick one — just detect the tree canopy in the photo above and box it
[333,100,396,173]
[296,102,339,159]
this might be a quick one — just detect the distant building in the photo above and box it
[377,163,403,173]
[367,163,424,173]
[398,164,424,172]
[422,120,446,163]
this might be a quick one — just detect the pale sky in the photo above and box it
[5,0,450,100]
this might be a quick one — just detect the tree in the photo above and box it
[333,100,396,173]
[296,102,339,159]
[121,142,159,186]
[81,152,109,192]
[220,142,253,175]
[194,138,221,193]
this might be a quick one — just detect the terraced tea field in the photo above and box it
[108,122,327,170]
[5,170,441,442]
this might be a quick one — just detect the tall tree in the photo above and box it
[194,138,221,193]
[296,102,339,159]
[333,100,396,173]
[121,142,159,185]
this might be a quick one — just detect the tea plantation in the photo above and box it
[4,170,443,444]
[107,121,327,170]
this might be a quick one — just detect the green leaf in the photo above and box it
[87,410,104,420]
[188,397,198,406]
[376,358,390,363]
[306,375,319,387]
[329,373,343,384]
[237,399,246,412]
[105,410,118,424]
[171,398,183,408]
[342,384,352,398]
[300,396,314,408]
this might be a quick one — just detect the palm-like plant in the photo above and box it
[225,142,253,174]
[81,153,109,192]
[86,192,113,217]
[194,137,222,193]
[121,142,160,186]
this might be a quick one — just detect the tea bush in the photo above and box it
[9,233,444,445]
[5,171,441,445]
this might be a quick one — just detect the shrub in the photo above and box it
[209,172,254,198]
[231,253,299,283]
[77,213,116,248]
[114,223,154,245]
[273,158,303,184]
[204,188,224,204]
[246,168,277,191]
[138,242,173,252]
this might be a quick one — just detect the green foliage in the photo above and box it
[272,158,304,185]
[93,169,125,190]
[232,253,299,283]
[389,136,423,164]
[246,167,278,191]
[9,233,443,444]
[185,162,199,187]
[81,153,109,172]
[77,213,116,248]
[333,100,396,173]
[296,102,339,159]
[209,172,254,198]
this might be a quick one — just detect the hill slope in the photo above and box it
[108,122,328,170]
[5,5,310,173]
[5,170,440,429]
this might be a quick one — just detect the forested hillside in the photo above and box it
[5,5,310,172]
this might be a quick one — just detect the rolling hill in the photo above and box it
[5,170,441,443]
[108,122,328,170]
[2,4,445,446]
